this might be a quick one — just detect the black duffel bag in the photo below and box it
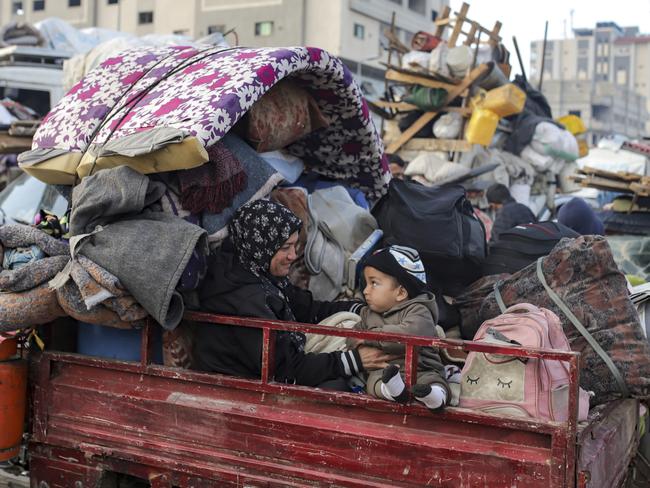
[372,180,487,296]
[482,221,579,276]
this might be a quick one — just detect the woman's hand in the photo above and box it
[357,345,400,371]
[347,337,365,349]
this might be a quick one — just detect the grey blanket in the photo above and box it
[70,166,208,330]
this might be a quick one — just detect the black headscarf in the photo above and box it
[229,200,302,325]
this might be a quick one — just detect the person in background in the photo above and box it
[486,183,537,243]
[557,197,604,235]
[387,154,407,180]
[464,180,493,242]
[193,200,397,391]
[349,245,452,411]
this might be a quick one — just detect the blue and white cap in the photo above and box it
[364,244,428,297]
[388,245,427,284]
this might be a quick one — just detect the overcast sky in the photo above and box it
[449,0,650,77]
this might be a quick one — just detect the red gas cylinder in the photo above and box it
[0,339,27,461]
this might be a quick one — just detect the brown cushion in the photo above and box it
[246,79,329,152]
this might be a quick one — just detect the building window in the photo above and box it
[108,0,118,4]
[431,9,438,21]
[138,11,153,24]
[402,29,414,45]
[408,0,425,15]
[255,21,273,37]
[12,1,23,14]
[33,0,45,11]
[69,0,80,6]
[173,29,188,35]
[353,23,365,39]
[208,25,225,34]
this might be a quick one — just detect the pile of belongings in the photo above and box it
[461,75,580,213]
[0,98,41,189]
[4,45,388,364]
[571,161,650,236]
[389,26,581,214]
[455,235,650,406]
[0,21,46,48]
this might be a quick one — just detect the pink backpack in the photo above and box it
[459,303,590,422]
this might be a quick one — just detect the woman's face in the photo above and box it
[269,232,299,277]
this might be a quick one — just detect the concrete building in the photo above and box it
[2,0,449,97]
[530,22,650,141]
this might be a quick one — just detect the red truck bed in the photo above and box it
[27,312,641,487]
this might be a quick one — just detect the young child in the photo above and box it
[349,245,451,410]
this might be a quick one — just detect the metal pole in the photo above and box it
[512,36,527,82]
[539,21,549,90]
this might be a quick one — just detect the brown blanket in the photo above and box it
[55,255,148,329]
[0,283,66,332]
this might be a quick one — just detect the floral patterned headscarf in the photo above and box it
[229,199,302,280]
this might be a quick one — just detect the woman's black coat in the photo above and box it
[193,249,362,386]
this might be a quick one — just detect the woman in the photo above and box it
[193,200,395,389]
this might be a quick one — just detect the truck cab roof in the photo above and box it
[0,45,69,116]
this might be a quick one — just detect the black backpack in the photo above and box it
[372,180,487,295]
[482,221,579,276]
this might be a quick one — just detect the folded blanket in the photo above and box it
[0,283,66,332]
[71,166,208,330]
[0,223,68,256]
[55,255,148,329]
[0,224,70,292]
[0,254,69,292]
[178,142,247,214]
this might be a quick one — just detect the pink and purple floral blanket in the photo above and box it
[24,45,389,198]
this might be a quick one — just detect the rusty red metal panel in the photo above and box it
[403,344,418,389]
[261,327,276,384]
[36,351,566,436]
[27,311,600,487]
[140,322,155,368]
[30,448,106,488]
[30,356,559,487]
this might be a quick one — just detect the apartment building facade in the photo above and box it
[530,22,650,140]
[3,0,448,96]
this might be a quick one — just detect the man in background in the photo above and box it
[387,154,407,180]
[486,183,537,243]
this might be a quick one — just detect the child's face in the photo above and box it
[363,266,408,313]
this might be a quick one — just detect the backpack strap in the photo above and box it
[493,281,507,313]
[535,257,629,398]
